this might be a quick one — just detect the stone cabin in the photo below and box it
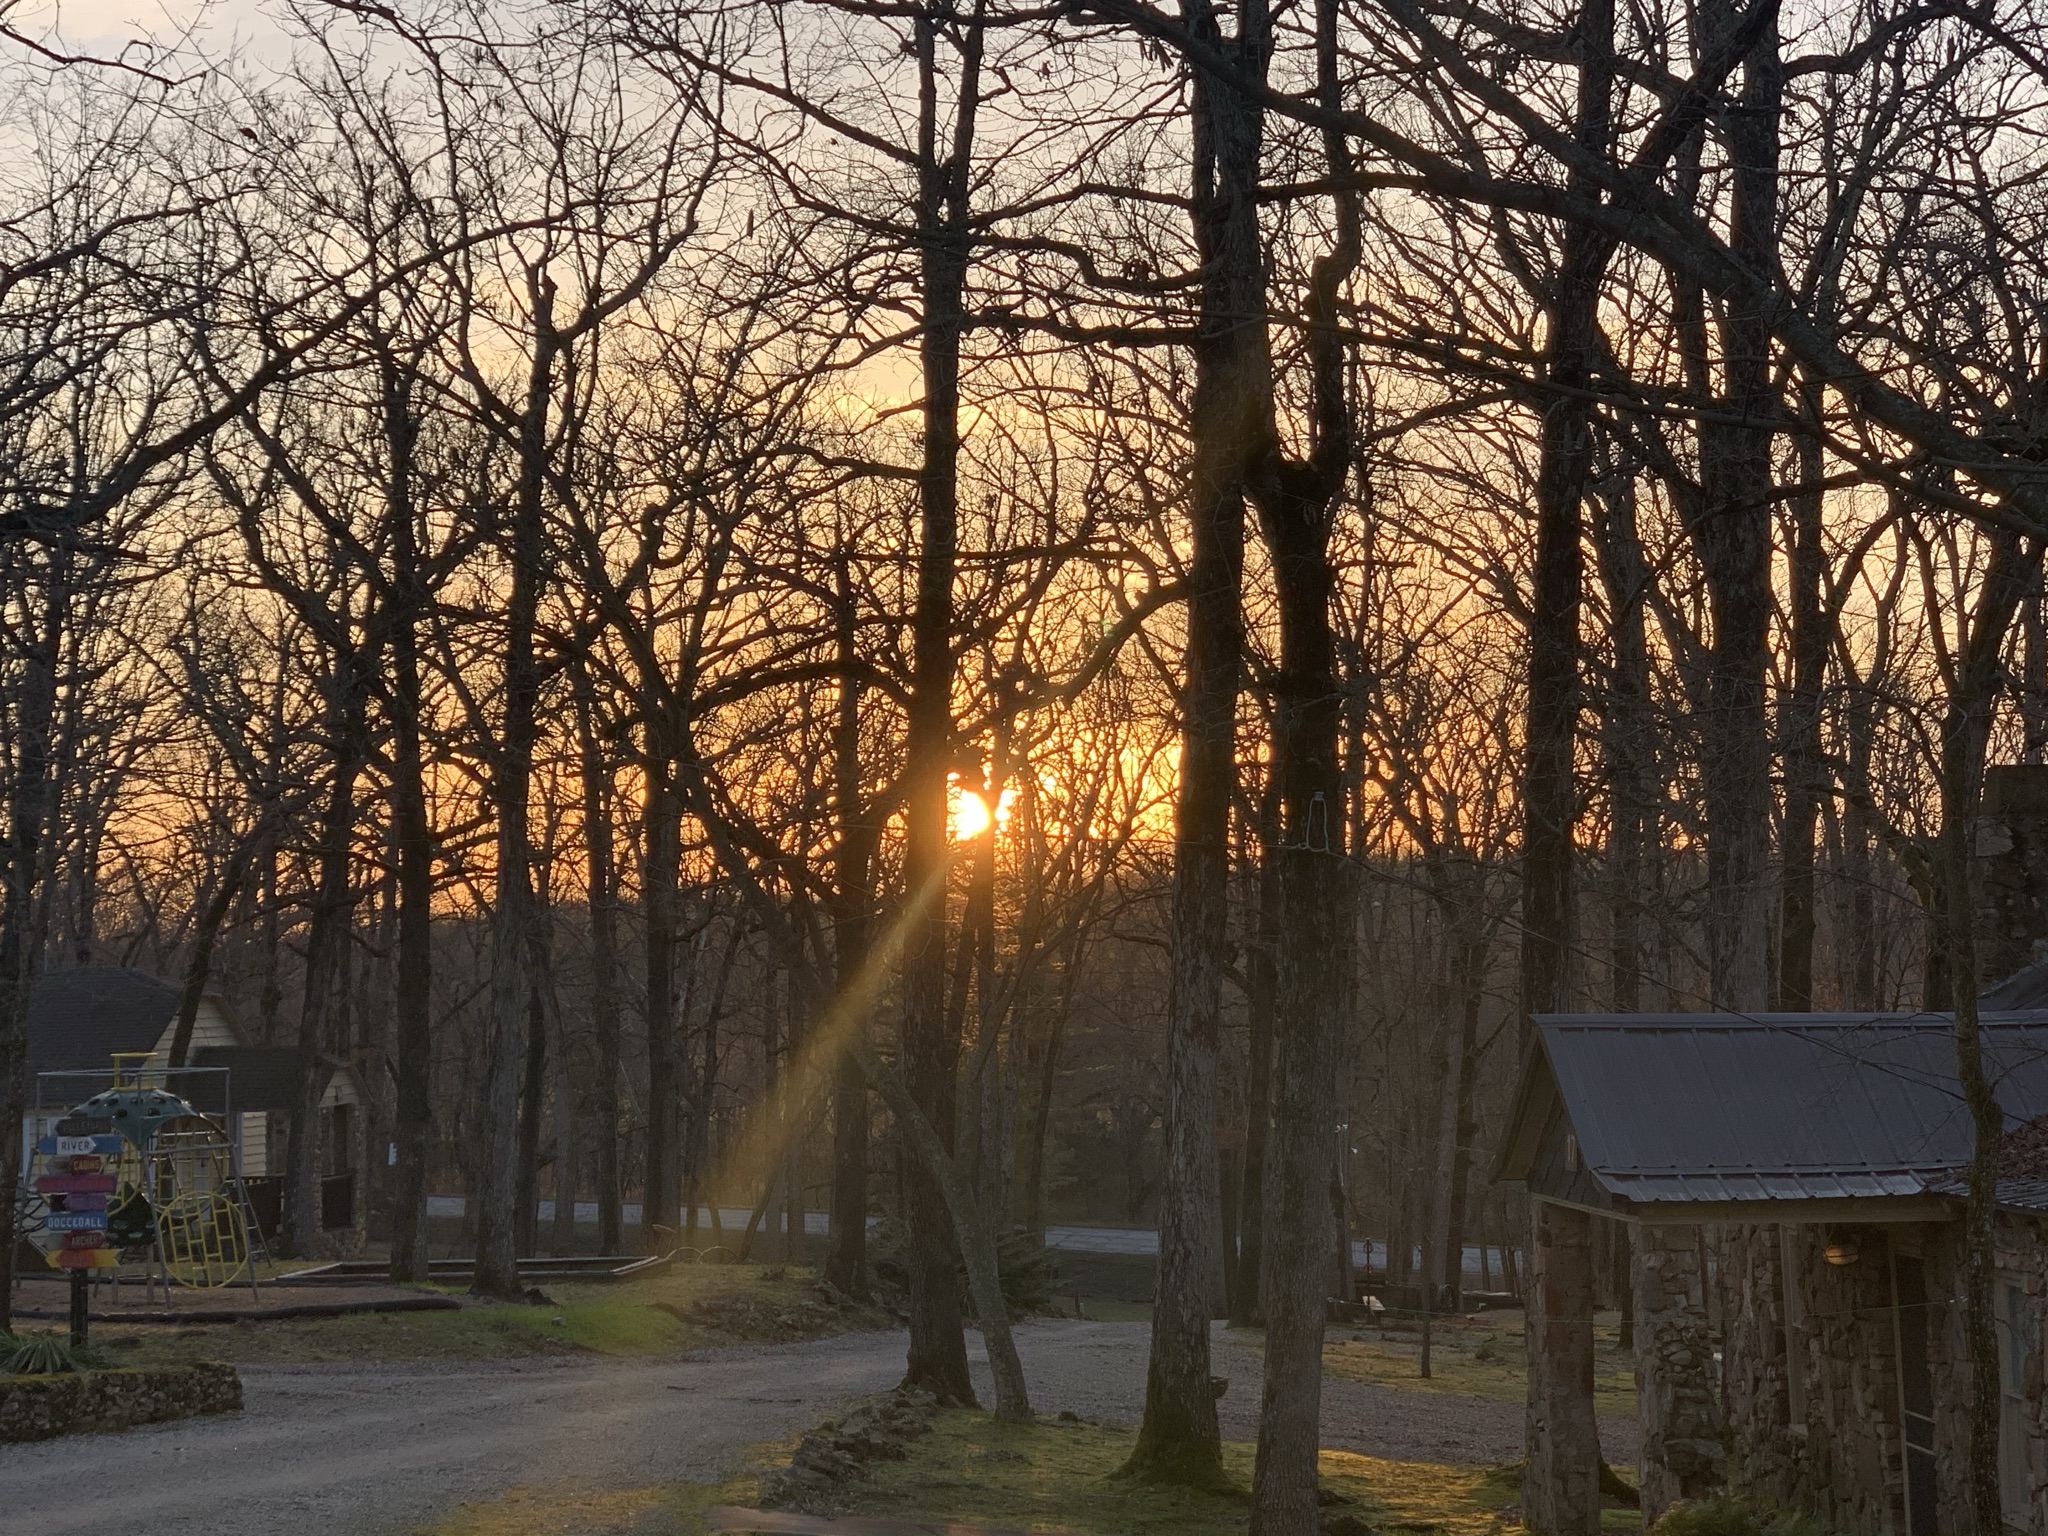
[1499,1009,2048,1536]
[16,966,368,1257]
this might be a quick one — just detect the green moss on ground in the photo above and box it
[94,1262,887,1368]
[836,1410,1527,1536]
[418,1411,1549,1536]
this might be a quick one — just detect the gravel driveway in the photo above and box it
[0,1320,1638,1535]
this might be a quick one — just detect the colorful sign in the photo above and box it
[45,1212,108,1231]
[55,1248,120,1269]
[34,1174,117,1196]
[37,1136,123,1157]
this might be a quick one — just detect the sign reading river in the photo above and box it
[33,1118,121,1270]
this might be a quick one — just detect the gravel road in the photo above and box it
[981,1320,1641,1468]
[0,1320,1639,1536]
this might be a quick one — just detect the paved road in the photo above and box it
[0,1321,1630,1535]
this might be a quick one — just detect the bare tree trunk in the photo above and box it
[289,749,361,1260]
[1430,873,1486,1313]
[896,0,985,1409]
[1020,926,1084,1239]
[1247,18,1360,1520]
[1249,486,1352,1536]
[1777,382,1826,1009]
[642,747,683,1251]
[0,553,62,1329]
[1521,1,1611,1524]
[1596,466,1650,1016]
[1130,0,1270,1485]
[826,555,876,1296]
[1668,0,1780,1016]
[549,975,578,1255]
[1232,784,1279,1327]
[472,290,554,1303]
[389,551,436,1282]
[573,672,624,1256]
[1934,526,2041,1535]
[169,847,253,1068]
[515,986,548,1258]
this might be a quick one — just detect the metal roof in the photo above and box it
[1983,958,2048,1010]
[26,966,184,1082]
[1922,1175,2048,1214]
[1503,1012,2048,1209]
[173,1046,310,1117]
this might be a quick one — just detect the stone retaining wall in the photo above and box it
[0,1361,241,1441]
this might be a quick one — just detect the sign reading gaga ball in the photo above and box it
[27,1053,255,1339]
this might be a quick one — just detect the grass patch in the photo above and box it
[832,1409,1522,1536]
[95,1262,887,1369]
[1324,1309,1636,1414]
[419,1482,749,1536]
[418,1451,777,1536]
[411,1410,1613,1536]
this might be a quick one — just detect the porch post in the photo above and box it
[1526,1197,1602,1534]
[1636,1221,1725,1523]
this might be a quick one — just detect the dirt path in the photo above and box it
[0,1320,1637,1536]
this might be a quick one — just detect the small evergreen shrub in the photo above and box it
[4,1334,90,1376]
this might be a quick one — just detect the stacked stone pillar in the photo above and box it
[1526,1199,1602,1534]
[1635,1222,1725,1524]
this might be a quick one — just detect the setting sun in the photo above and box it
[949,781,1017,841]
[954,789,993,840]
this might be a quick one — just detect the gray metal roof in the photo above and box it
[173,1046,309,1117]
[25,966,183,1084]
[1510,1012,2048,1208]
[1923,1175,2048,1214]
[1983,959,2048,1010]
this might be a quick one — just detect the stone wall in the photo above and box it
[1927,1215,2048,1536]
[1993,1217,2048,1536]
[1776,1225,1910,1536]
[1636,1223,1724,1523]
[1526,1199,1602,1536]
[0,1361,241,1441]
[1721,1224,1797,1508]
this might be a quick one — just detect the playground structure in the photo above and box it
[20,1052,266,1312]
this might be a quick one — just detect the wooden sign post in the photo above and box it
[34,1126,123,1342]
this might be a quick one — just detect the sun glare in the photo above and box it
[953,788,994,840]
[949,781,1017,841]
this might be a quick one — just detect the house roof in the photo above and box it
[1983,958,2048,1010]
[1498,1012,2048,1214]
[174,1047,309,1117]
[25,966,248,1104]
[28,967,182,1085]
